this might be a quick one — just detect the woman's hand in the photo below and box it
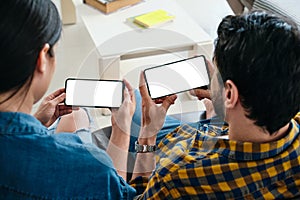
[34,88,77,127]
[111,79,136,134]
[138,72,177,144]
[108,80,136,180]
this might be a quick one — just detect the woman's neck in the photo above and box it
[0,88,33,114]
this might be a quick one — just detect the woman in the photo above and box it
[0,0,136,198]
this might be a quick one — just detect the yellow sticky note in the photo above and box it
[133,9,175,28]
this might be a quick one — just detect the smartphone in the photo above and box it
[144,55,210,99]
[65,78,124,108]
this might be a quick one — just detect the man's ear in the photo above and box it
[224,80,239,109]
[36,44,50,73]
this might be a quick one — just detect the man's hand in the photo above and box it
[139,72,177,143]
[189,59,215,100]
[130,73,177,180]
[202,98,216,119]
[190,88,211,100]
[34,88,76,127]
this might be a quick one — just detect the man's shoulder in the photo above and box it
[294,112,300,124]
[159,122,226,149]
[156,124,219,175]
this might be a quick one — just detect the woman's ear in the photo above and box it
[224,80,239,109]
[36,43,50,73]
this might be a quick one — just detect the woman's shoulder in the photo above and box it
[50,132,114,169]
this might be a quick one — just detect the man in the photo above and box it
[129,11,300,199]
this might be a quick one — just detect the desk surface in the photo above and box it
[81,0,212,57]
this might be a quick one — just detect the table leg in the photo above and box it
[61,0,77,25]
[99,55,121,79]
[189,42,214,60]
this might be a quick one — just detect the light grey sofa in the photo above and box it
[228,0,300,25]
[253,0,300,25]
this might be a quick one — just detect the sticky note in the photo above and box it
[133,10,175,28]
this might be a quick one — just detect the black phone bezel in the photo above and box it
[64,78,124,108]
[143,55,210,100]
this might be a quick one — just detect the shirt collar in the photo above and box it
[217,118,299,160]
[182,113,300,161]
[0,112,48,135]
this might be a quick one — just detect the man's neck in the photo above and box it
[227,108,290,143]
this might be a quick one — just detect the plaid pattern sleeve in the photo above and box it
[131,112,300,199]
[129,176,149,195]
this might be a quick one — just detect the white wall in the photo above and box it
[174,0,233,39]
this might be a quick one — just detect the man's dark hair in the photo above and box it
[214,11,300,133]
[0,0,61,95]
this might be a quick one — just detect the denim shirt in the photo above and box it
[0,112,136,199]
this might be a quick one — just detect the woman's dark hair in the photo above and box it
[214,11,300,133]
[0,0,62,96]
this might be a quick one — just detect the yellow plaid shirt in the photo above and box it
[130,113,300,199]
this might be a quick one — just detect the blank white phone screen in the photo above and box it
[65,79,123,108]
[144,56,209,99]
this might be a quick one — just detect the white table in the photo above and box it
[81,0,213,79]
